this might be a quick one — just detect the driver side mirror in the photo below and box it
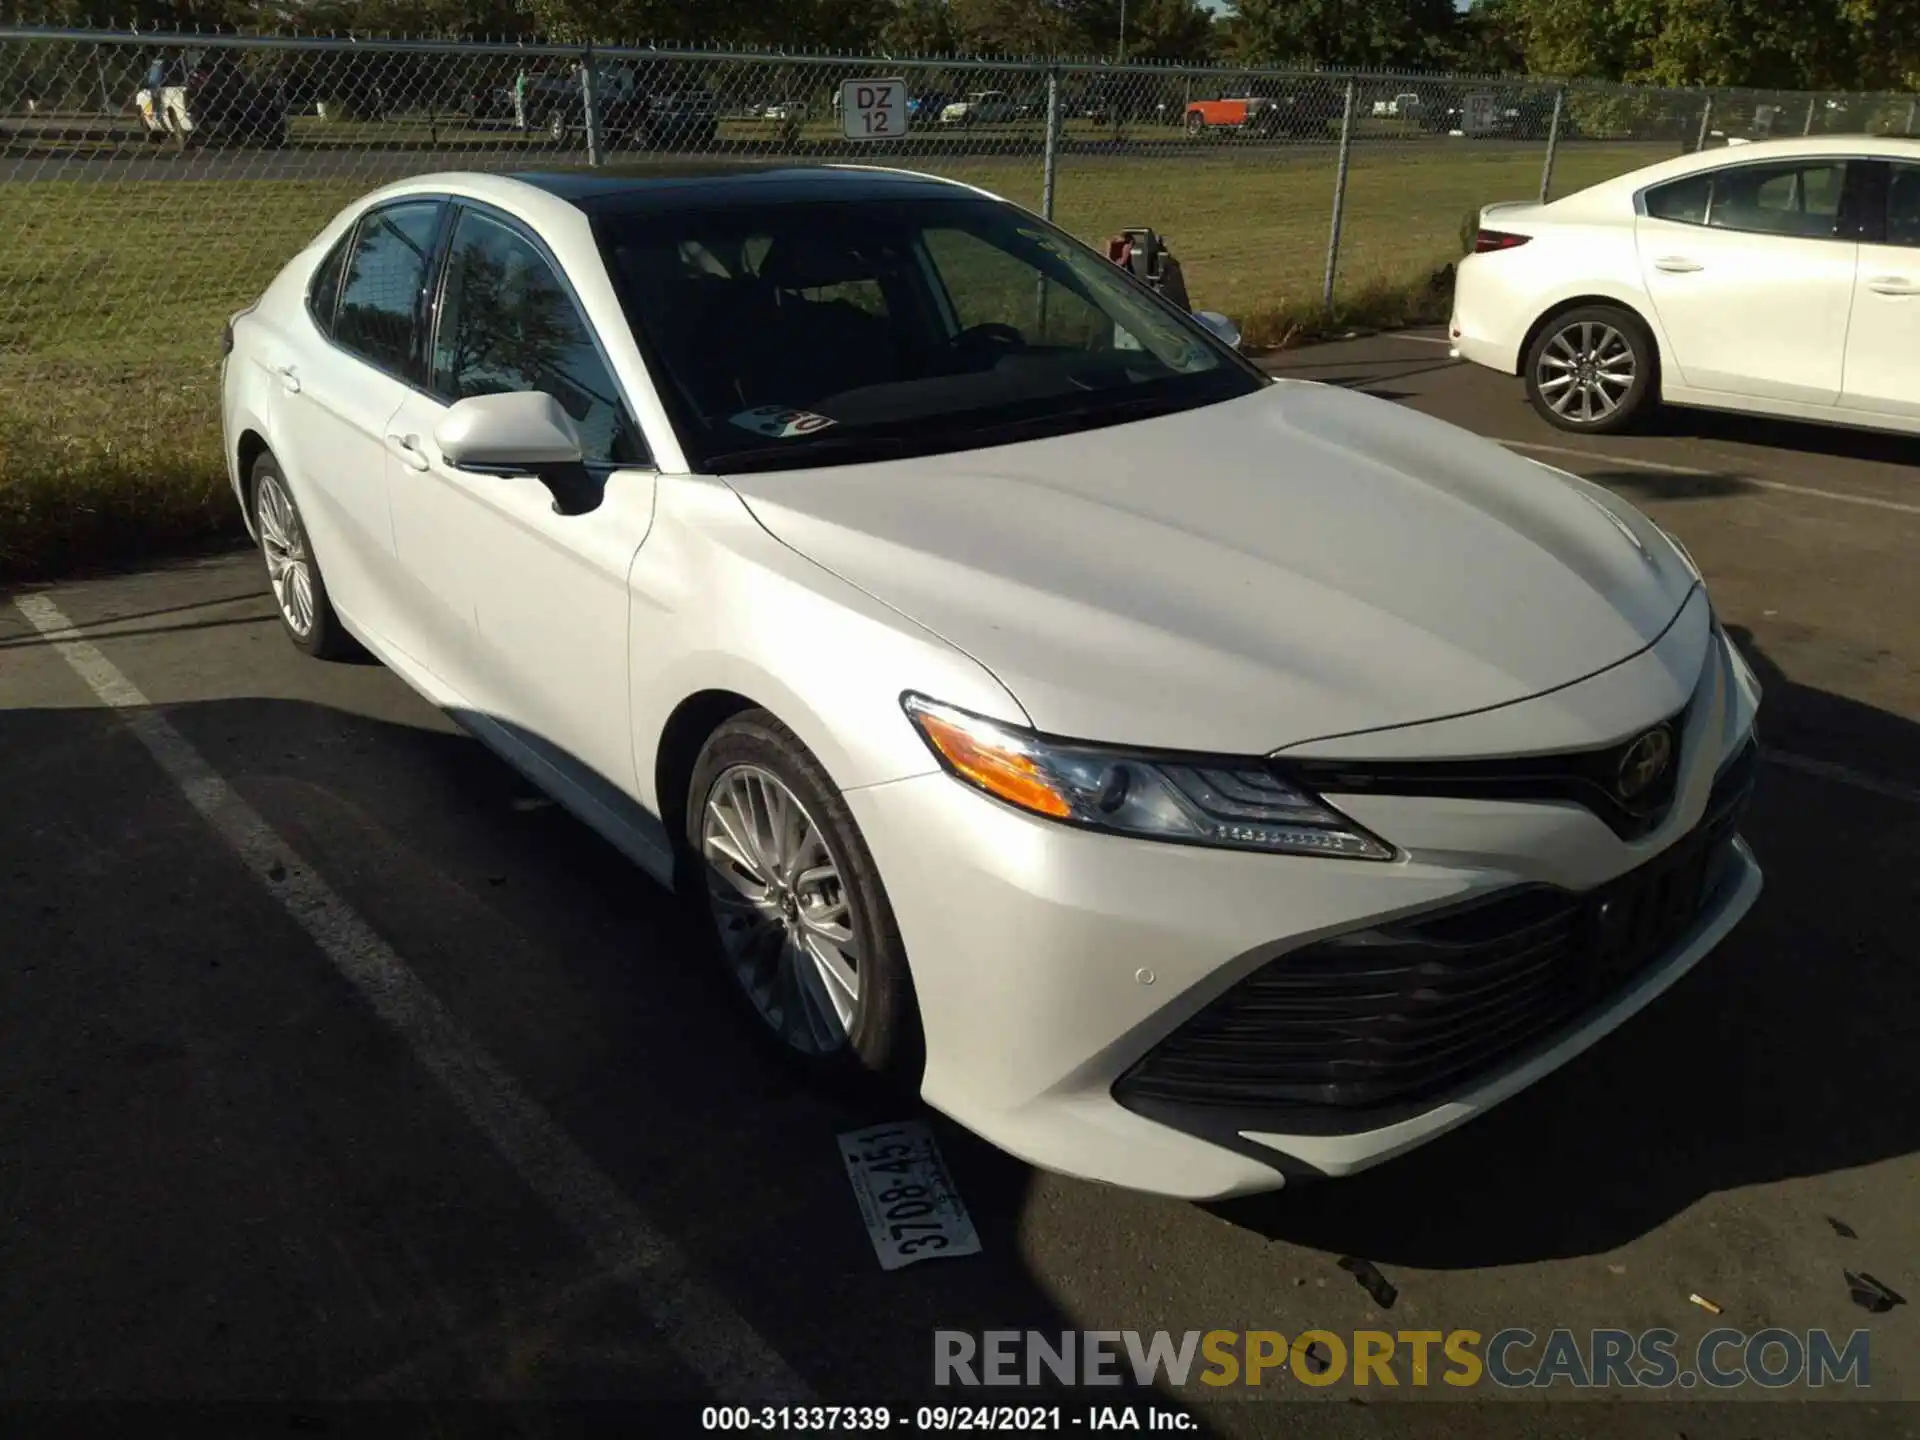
[433,391,584,471]
[1192,310,1243,352]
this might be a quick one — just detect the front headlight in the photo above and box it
[901,695,1394,860]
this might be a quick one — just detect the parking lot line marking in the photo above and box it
[11,591,814,1408]
[1763,748,1920,809]
[1388,332,1457,345]
[1501,438,1920,516]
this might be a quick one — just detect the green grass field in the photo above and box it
[0,140,1675,579]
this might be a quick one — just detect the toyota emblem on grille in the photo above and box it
[1616,727,1674,803]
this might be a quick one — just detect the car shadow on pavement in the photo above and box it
[1573,466,1759,502]
[1638,404,1920,468]
[1210,629,1920,1269]
[0,691,1197,1422]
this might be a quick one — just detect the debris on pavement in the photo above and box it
[1825,1215,1859,1239]
[838,1119,980,1270]
[1607,1263,1627,1275]
[1338,1256,1398,1309]
[1845,1272,1907,1314]
[1688,1293,1723,1315]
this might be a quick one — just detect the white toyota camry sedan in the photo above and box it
[1452,135,1920,435]
[222,165,1762,1199]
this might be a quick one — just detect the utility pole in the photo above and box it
[1118,0,1127,62]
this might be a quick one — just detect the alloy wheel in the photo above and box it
[1536,320,1636,425]
[256,472,315,637]
[701,763,860,1056]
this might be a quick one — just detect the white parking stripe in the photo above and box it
[11,591,813,1407]
[1501,438,1920,516]
[1386,332,1458,345]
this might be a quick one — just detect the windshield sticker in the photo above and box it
[729,406,838,440]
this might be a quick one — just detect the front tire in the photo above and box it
[251,452,354,659]
[684,711,921,1090]
[1524,304,1656,434]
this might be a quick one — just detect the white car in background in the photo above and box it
[939,91,1016,126]
[221,165,1760,1200]
[1451,135,1920,434]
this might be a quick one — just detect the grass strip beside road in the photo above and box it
[0,142,1673,581]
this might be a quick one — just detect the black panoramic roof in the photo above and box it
[509,164,975,215]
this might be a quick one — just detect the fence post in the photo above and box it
[1908,97,1917,135]
[1042,66,1060,221]
[581,45,603,166]
[1322,76,1357,318]
[1803,94,1819,135]
[1694,93,1715,152]
[1539,86,1565,203]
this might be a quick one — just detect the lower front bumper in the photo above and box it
[847,629,1762,1200]
[1193,840,1759,1181]
[857,762,1760,1199]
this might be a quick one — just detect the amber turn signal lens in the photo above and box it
[911,708,1072,819]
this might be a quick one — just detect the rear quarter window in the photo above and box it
[307,230,350,335]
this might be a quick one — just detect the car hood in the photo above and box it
[723,382,1700,756]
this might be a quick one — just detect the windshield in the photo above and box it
[593,194,1264,473]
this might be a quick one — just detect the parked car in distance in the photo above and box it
[1452,136,1920,435]
[939,90,1017,126]
[906,91,951,128]
[134,51,288,148]
[1185,91,1321,139]
[1371,91,1422,119]
[521,69,721,150]
[224,164,1761,1200]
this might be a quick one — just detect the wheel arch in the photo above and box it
[1519,294,1666,395]
[652,687,762,865]
[235,427,273,539]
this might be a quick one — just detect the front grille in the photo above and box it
[1115,738,1757,1134]
[1288,701,1694,842]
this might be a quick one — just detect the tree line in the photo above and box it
[17,0,1919,92]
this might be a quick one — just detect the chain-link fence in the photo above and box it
[2,23,1914,532]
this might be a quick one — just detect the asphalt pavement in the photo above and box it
[2,334,1915,1436]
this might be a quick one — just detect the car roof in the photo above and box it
[1544,133,1920,212]
[1648,133,1920,180]
[505,163,983,215]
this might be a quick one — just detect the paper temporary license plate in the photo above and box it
[838,1120,981,1270]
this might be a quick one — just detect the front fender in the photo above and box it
[628,475,1032,818]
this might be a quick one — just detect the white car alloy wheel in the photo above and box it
[248,452,352,660]
[1536,320,1636,424]
[701,762,860,1056]
[1524,305,1654,435]
[255,469,316,638]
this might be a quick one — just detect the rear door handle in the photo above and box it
[1867,276,1920,296]
[386,433,431,472]
[1653,257,1703,273]
[276,364,301,394]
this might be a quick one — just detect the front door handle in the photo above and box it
[1866,276,1920,296]
[1653,257,1703,273]
[386,433,431,472]
[276,364,301,394]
